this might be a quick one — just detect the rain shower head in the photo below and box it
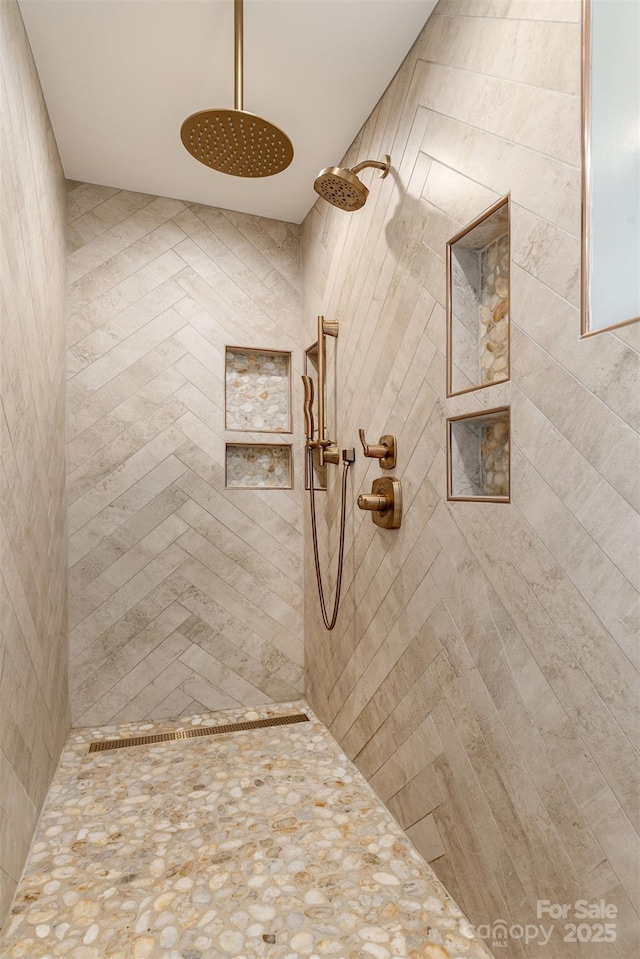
[180,0,293,178]
[181,109,293,178]
[313,155,391,211]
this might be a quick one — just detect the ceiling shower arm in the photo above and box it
[180,0,293,177]
[234,0,243,111]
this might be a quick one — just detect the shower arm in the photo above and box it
[234,0,243,111]
[350,157,391,179]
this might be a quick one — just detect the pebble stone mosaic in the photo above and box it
[225,350,291,433]
[479,236,509,387]
[226,444,292,489]
[448,411,509,500]
[480,415,509,498]
[1,702,494,959]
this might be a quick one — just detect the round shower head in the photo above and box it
[180,109,294,178]
[313,155,391,211]
[313,167,369,211]
[181,0,294,178]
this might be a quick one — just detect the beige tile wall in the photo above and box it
[0,0,69,931]
[65,184,304,726]
[302,2,639,956]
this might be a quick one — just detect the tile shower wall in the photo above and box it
[65,185,304,726]
[0,0,69,931]
[302,2,639,957]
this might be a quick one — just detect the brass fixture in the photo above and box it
[357,476,402,529]
[358,428,397,469]
[302,374,314,443]
[303,373,338,465]
[314,155,391,211]
[88,714,309,753]
[321,446,341,466]
[303,316,355,630]
[180,0,293,178]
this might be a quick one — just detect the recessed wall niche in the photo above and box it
[225,443,293,490]
[447,407,510,502]
[447,196,510,396]
[225,347,291,432]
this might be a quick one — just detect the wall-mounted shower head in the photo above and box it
[313,155,391,211]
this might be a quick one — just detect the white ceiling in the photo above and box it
[19,0,436,224]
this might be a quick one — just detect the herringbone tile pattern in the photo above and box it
[65,182,304,726]
[302,4,639,957]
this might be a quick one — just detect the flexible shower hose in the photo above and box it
[307,447,352,631]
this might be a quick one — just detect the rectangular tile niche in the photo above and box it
[225,443,293,490]
[447,196,510,396]
[447,407,510,502]
[225,347,291,432]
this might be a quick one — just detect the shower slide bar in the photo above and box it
[302,316,354,630]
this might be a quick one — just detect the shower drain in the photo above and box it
[88,713,309,753]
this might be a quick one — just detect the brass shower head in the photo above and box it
[313,154,391,211]
[180,109,293,178]
[180,0,293,178]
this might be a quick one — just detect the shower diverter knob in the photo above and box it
[358,429,397,469]
[357,477,402,530]
[358,493,388,511]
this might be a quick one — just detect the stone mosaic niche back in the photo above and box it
[448,407,510,500]
[226,443,292,489]
[479,234,509,385]
[225,347,291,433]
[448,198,510,396]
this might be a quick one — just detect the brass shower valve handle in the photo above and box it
[357,477,402,530]
[358,492,388,511]
[358,429,397,469]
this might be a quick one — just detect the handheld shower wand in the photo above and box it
[303,316,354,630]
[302,374,314,443]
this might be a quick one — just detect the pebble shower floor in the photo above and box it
[1,701,493,959]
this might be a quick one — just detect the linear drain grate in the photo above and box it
[88,713,309,753]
